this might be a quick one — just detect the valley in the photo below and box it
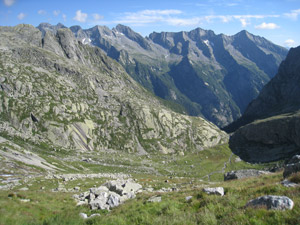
[0,22,300,225]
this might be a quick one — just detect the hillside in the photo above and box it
[0,24,228,164]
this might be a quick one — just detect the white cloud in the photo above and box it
[140,9,182,16]
[93,13,104,21]
[165,17,202,26]
[73,10,88,23]
[115,9,183,25]
[219,16,232,23]
[284,8,300,20]
[196,1,239,8]
[38,10,46,15]
[3,0,15,6]
[114,8,279,28]
[284,39,296,48]
[255,22,280,29]
[203,14,279,27]
[17,12,25,20]
[62,14,67,22]
[53,10,60,16]
[239,18,250,27]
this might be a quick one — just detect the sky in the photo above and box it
[0,0,300,48]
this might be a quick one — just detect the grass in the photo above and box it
[0,141,295,224]
[1,172,299,224]
[0,142,300,224]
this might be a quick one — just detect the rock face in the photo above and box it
[74,179,142,210]
[0,24,228,156]
[38,23,287,127]
[229,112,300,162]
[283,155,300,178]
[228,46,300,162]
[224,169,270,181]
[202,187,224,196]
[246,195,294,210]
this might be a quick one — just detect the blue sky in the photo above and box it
[1,0,300,48]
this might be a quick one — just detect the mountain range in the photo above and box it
[37,23,288,127]
[1,22,300,224]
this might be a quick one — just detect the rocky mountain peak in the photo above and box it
[188,27,215,40]
[70,25,83,33]
[95,25,112,36]
[114,24,151,50]
[56,23,66,28]
[235,30,251,38]
[38,22,67,36]
[115,24,133,33]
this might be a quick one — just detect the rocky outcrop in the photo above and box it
[74,179,142,210]
[246,195,294,210]
[229,113,300,162]
[224,169,270,181]
[0,24,228,156]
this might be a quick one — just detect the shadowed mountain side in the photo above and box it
[224,46,300,133]
[228,46,300,162]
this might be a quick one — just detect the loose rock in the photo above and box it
[79,212,101,219]
[281,179,299,187]
[185,196,193,201]
[19,187,29,191]
[224,169,270,181]
[203,187,224,196]
[74,179,142,210]
[79,213,88,219]
[246,195,294,210]
[147,195,162,203]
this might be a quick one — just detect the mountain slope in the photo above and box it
[38,23,288,127]
[225,46,300,132]
[228,46,300,162]
[0,24,228,157]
